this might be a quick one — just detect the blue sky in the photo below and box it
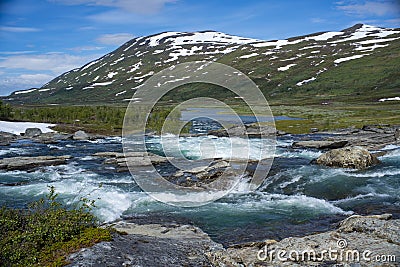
[0,0,399,95]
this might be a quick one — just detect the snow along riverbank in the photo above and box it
[0,121,55,135]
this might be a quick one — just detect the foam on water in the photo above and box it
[0,147,28,156]
[149,135,275,160]
[276,148,322,159]
[80,156,96,161]
[381,148,400,158]
[346,168,400,178]
[333,192,391,204]
[195,192,352,216]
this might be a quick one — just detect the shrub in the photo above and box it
[0,186,112,266]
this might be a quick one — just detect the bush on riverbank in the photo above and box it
[0,186,112,266]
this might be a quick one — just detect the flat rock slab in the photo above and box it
[67,221,222,267]
[0,131,18,146]
[0,155,72,171]
[93,151,168,169]
[208,124,277,137]
[292,140,348,149]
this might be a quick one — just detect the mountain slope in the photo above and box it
[6,24,400,105]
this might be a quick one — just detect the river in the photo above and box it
[1,125,399,246]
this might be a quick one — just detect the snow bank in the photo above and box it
[0,121,55,135]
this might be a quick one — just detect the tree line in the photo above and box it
[0,101,185,134]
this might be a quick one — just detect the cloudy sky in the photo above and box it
[0,0,399,95]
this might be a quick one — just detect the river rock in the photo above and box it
[169,159,234,186]
[209,124,277,137]
[292,140,348,149]
[323,125,400,150]
[73,130,89,140]
[33,132,73,144]
[93,151,168,172]
[67,220,222,267]
[207,214,400,267]
[362,124,394,134]
[23,127,43,137]
[315,146,379,169]
[0,155,72,171]
[0,131,18,146]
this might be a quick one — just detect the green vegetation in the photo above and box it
[9,105,125,135]
[272,101,400,134]
[2,104,189,135]
[2,99,399,135]
[0,100,12,120]
[0,186,112,266]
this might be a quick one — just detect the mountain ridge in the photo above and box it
[5,23,400,105]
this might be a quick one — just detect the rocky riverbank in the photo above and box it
[66,214,399,266]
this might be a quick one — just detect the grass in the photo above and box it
[271,101,400,134]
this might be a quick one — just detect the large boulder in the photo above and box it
[73,130,89,140]
[24,127,42,137]
[315,146,379,169]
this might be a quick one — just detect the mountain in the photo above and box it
[5,24,400,105]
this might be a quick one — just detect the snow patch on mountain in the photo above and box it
[379,97,400,102]
[239,53,259,59]
[128,62,142,73]
[305,31,344,41]
[334,54,365,64]
[107,72,118,79]
[334,54,366,64]
[331,24,399,43]
[147,31,259,48]
[296,77,316,86]
[92,81,114,86]
[115,90,126,96]
[14,88,37,95]
[278,64,296,71]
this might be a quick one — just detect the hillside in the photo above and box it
[4,24,400,105]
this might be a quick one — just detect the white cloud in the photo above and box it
[49,0,177,14]
[337,1,400,17]
[0,53,99,74]
[17,74,54,84]
[311,18,327,23]
[0,26,41,32]
[0,52,103,94]
[96,33,135,45]
[386,18,400,24]
[0,51,36,55]
[0,73,54,95]
[68,46,105,52]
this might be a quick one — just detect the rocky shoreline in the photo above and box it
[65,214,399,266]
